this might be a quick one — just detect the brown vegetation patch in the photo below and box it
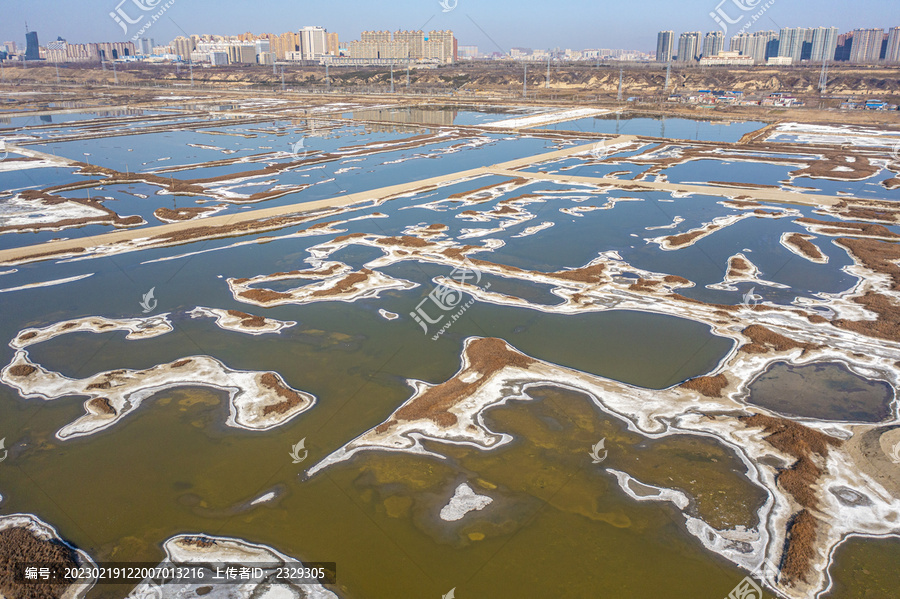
[18,332,37,342]
[796,218,900,240]
[376,235,430,249]
[238,288,292,304]
[88,397,116,416]
[740,325,816,355]
[789,153,878,181]
[781,509,818,585]
[833,292,900,342]
[226,310,266,328]
[375,338,534,433]
[172,359,193,368]
[260,372,307,416]
[679,374,728,398]
[9,364,37,377]
[740,414,842,585]
[740,414,841,510]
[664,275,690,285]
[628,278,659,293]
[545,263,606,284]
[728,256,752,278]
[665,226,719,248]
[0,527,80,599]
[785,233,825,261]
[830,239,900,341]
[310,269,373,298]
[86,381,111,390]
[333,232,368,243]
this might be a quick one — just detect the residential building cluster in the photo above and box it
[1,26,456,67]
[657,25,900,65]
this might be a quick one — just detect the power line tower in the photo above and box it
[617,68,623,102]
[523,62,527,98]
[818,59,829,94]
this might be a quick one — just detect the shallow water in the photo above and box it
[0,102,897,598]
[746,361,894,422]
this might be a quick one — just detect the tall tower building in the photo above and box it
[850,28,885,63]
[25,30,40,61]
[702,31,724,58]
[887,26,900,63]
[809,27,839,62]
[656,30,674,62]
[677,31,701,62]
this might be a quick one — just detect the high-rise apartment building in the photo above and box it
[346,30,455,64]
[702,31,724,58]
[733,30,778,63]
[677,31,701,62]
[326,32,339,56]
[299,26,327,60]
[850,28,885,63]
[656,31,674,62]
[170,36,195,60]
[887,26,900,63]
[809,26,839,62]
[777,27,807,62]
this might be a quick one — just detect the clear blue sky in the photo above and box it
[1,0,897,52]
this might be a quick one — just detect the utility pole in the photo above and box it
[189,58,194,87]
[406,55,410,89]
[325,63,330,91]
[545,55,550,88]
[113,60,118,85]
[281,66,285,92]
[523,62,527,98]
[818,59,828,94]
[390,63,394,93]
[664,61,671,93]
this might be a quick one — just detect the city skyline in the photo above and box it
[0,0,897,54]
